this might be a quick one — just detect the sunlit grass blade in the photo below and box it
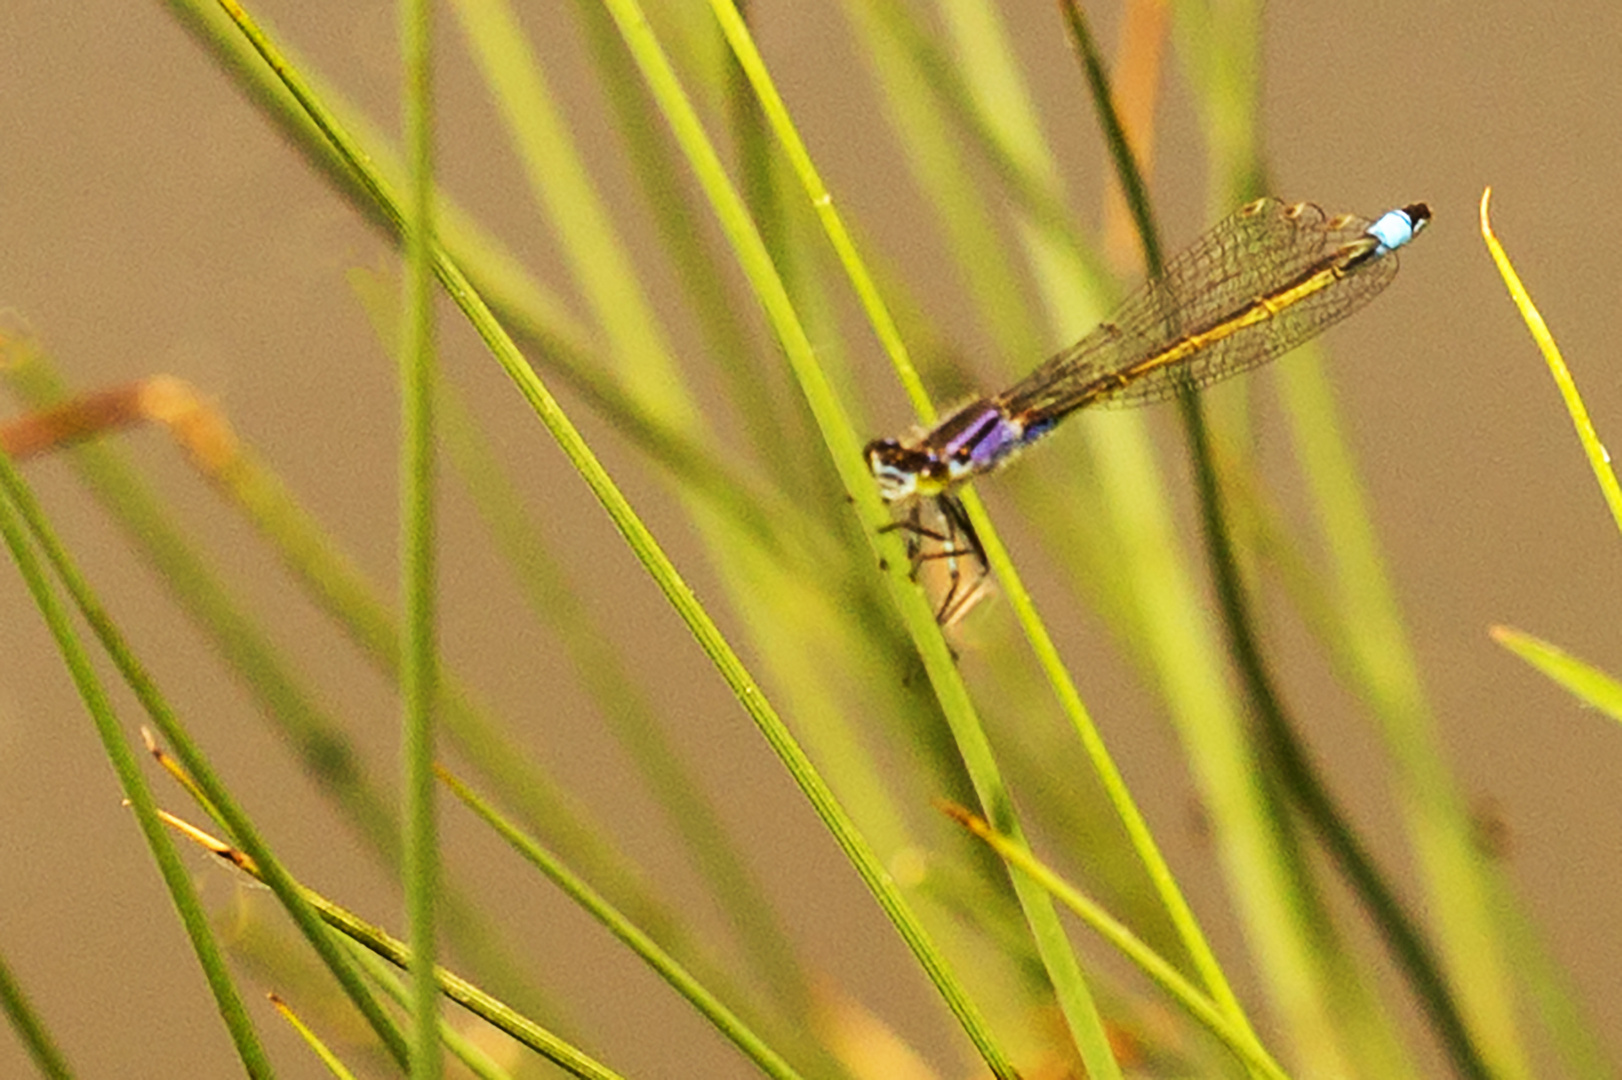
[860,0,1105,296]
[269,993,361,1080]
[449,0,698,431]
[848,0,1201,930]
[1152,4,1467,1071]
[1275,344,1532,1080]
[904,0,1274,1048]
[1481,186,1622,536]
[706,2,1133,1072]
[574,0,809,487]
[1041,15,1321,1063]
[1490,625,1622,724]
[160,810,624,1079]
[839,0,1046,366]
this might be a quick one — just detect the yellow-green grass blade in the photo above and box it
[1481,187,1622,537]
[1492,625,1622,725]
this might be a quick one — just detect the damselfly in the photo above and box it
[866,197,1430,623]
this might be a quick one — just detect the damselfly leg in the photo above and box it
[880,494,991,625]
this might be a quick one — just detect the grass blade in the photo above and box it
[1481,186,1622,536]
[1491,625,1622,724]
[398,0,442,1072]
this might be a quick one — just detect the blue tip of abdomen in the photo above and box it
[1367,203,1431,255]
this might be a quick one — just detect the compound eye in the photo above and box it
[863,438,901,464]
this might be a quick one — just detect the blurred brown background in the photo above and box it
[3,1,1621,1077]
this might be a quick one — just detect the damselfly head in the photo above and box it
[865,438,940,503]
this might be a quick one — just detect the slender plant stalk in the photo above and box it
[1054,1,1267,1051]
[579,0,1037,1073]
[0,950,76,1080]
[399,0,441,1073]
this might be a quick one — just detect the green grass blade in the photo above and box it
[342,946,517,1080]
[1276,346,1532,1079]
[0,907,80,1079]
[862,0,1107,298]
[399,0,441,1072]
[705,2,1136,1072]
[839,0,1043,365]
[889,0,1273,1053]
[449,0,699,432]
[704,1,933,418]
[440,1,843,989]
[1045,6,1272,1049]
[1183,393,1497,1080]
[574,0,800,482]
[0,464,413,1072]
